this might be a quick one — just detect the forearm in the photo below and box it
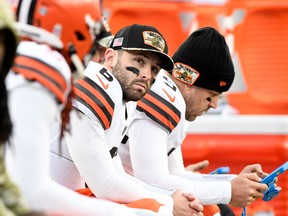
[134,167,231,205]
[177,171,237,182]
[28,180,135,215]
[129,120,231,205]
[67,111,173,209]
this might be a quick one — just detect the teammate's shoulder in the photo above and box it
[150,71,180,106]
[17,41,69,70]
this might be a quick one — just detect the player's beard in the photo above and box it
[112,61,148,102]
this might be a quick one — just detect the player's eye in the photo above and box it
[152,66,160,74]
[135,57,144,64]
[206,97,212,102]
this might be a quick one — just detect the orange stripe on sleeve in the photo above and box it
[138,100,175,131]
[12,65,65,103]
[77,79,113,116]
[14,55,67,91]
[74,87,111,129]
[145,93,180,123]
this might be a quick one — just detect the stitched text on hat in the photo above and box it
[142,31,165,52]
[172,62,200,86]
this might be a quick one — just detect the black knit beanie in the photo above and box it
[172,27,235,92]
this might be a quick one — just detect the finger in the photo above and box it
[192,212,204,216]
[252,164,264,174]
[253,190,264,199]
[245,195,257,206]
[186,160,209,172]
[182,192,196,202]
[258,182,269,191]
[245,173,263,182]
[194,160,209,171]
[189,202,203,212]
[258,171,268,179]
[241,164,264,175]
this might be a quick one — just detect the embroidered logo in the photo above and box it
[162,88,175,103]
[220,81,227,86]
[142,31,165,52]
[96,74,109,89]
[172,62,200,86]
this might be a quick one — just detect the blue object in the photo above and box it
[261,161,288,201]
[210,166,230,174]
[241,207,246,216]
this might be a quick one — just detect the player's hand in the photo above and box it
[185,160,209,173]
[230,173,269,207]
[172,189,203,216]
[182,192,203,214]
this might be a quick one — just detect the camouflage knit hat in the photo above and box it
[0,0,18,77]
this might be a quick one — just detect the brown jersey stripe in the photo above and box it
[74,87,109,129]
[136,91,181,133]
[145,92,180,123]
[13,65,65,103]
[137,100,175,133]
[12,55,67,103]
[14,55,67,91]
[78,78,114,115]
[74,77,114,129]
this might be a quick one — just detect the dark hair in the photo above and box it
[0,73,12,142]
[0,29,17,143]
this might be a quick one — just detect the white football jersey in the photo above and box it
[119,70,236,205]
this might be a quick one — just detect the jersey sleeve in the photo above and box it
[128,116,232,205]
[134,71,186,134]
[72,62,122,130]
[65,109,174,211]
[9,41,71,105]
[73,76,115,129]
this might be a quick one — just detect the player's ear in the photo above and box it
[104,48,116,67]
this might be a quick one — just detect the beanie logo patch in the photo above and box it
[220,81,227,86]
[142,31,165,52]
[172,62,199,86]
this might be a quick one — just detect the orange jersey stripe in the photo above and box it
[14,55,67,90]
[77,79,113,116]
[145,93,180,123]
[137,91,181,133]
[74,77,114,129]
[138,100,175,132]
[76,187,162,213]
[12,54,67,103]
[74,87,111,129]
[13,65,65,103]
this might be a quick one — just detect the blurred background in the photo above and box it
[102,0,288,215]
